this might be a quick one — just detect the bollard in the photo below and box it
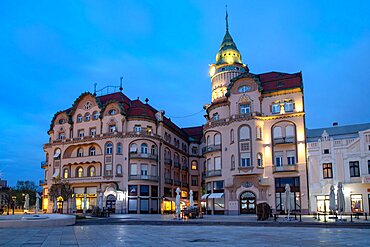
[274,214,277,222]
[317,213,320,221]
[365,213,367,221]
[350,214,353,222]
[324,214,327,222]
[295,214,297,220]
[299,214,302,222]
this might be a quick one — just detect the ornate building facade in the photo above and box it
[41,13,309,214]
[307,123,370,214]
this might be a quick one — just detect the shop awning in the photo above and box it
[201,194,209,200]
[208,193,224,199]
[52,168,60,178]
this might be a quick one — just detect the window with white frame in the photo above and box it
[275,152,283,166]
[77,148,83,157]
[134,125,141,133]
[240,153,251,167]
[130,143,137,153]
[257,153,263,167]
[141,143,148,154]
[284,101,294,112]
[212,113,219,121]
[239,126,250,140]
[109,125,116,133]
[93,111,99,120]
[287,150,296,165]
[59,132,65,140]
[238,85,251,93]
[105,143,113,154]
[141,164,148,177]
[90,128,96,136]
[130,164,138,175]
[85,113,90,121]
[77,114,83,123]
[214,157,221,170]
[89,147,96,156]
[239,104,250,114]
[78,129,84,137]
[272,103,280,114]
[273,126,283,139]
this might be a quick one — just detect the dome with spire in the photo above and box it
[215,10,242,65]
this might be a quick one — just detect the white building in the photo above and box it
[307,123,370,214]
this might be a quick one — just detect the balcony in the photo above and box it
[204,169,222,178]
[273,137,295,145]
[165,178,173,185]
[202,144,222,155]
[41,161,48,169]
[129,153,158,161]
[174,161,180,168]
[164,158,172,166]
[181,181,188,187]
[128,175,158,182]
[174,179,181,186]
[62,155,104,165]
[39,180,46,186]
[181,165,189,171]
[273,164,298,173]
[62,176,117,184]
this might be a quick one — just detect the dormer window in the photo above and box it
[272,103,280,114]
[238,85,251,93]
[212,113,219,121]
[58,119,66,124]
[108,109,117,115]
[77,115,83,123]
[284,101,294,112]
[109,125,116,133]
[240,104,250,114]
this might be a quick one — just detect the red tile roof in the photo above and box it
[258,71,302,93]
[182,126,204,142]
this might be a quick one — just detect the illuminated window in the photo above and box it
[272,103,280,114]
[191,161,198,170]
[63,168,69,178]
[238,85,251,93]
[77,167,83,178]
[88,166,95,177]
[323,163,333,179]
[351,194,363,213]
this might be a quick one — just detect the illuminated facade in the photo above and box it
[202,13,308,214]
[307,123,370,214]
[41,92,204,214]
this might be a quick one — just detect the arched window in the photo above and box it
[174,153,179,163]
[63,168,69,178]
[165,148,171,158]
[141,143,148,154]
[93,111,99,120]
[256,126,262,140]
[105,142,113,154]
[151,145,156,155]
[129,143,137,154]
[231,155,235,170]
[214,133,221,145]
[85,113,90,121]
[191,161,198,170]
[89,147,96,156]
[53,148,61,160]
[108,109,117,115]
[116,164,122,176]
[77,114,83,123]
[230,129,234,143]
[285,125,295,137]
[117,143,122,154]
[273,126,283,139]
[212,113,219,121]
[88,166,95,177]
[239,126,250,141]
[257,153,263,168]
[77,148,84,157]
[76,167,83,178]
[206,136,211,146]
[238,85,251,93]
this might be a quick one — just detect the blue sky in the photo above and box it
[0,0,369,185]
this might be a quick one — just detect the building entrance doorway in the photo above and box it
[240,191,256,214]
[106,194,116,213]
[57,196,64,214]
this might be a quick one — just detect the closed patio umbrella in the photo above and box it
[175,187,181,219]
[329,185,336,214]
[337,182,345,220]
[83,194,87,215]
[98,192,103,210]
[284,184,292,220]
[189,190,194,207]
[71,194,77,213]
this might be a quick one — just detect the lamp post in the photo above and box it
[22,193,25,210]
[11,196,16,215]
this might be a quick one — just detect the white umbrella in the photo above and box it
[98,192,103,210]
[35,192,41,214]
[337,182,345,220]
[53,197,57,213]
[189,190,194,207]
[329,185,336,214]
[83,194,87,214]
[284,184,292,220]
[175,187,181,219]
[72,194,77,213]
[24,194,30,212]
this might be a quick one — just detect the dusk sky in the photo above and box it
[0,0,369,186]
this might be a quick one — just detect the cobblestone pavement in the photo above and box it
[0,225,369,247]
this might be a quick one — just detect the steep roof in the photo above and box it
[306,123,370,142]
[182,126,204,143]
[258,71,302,93]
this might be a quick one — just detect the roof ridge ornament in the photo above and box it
[225,5,229,32]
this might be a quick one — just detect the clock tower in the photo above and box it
[209,9,248,102]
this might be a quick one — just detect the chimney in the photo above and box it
[332,122,338,127]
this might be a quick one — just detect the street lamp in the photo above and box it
[11,196,16,215]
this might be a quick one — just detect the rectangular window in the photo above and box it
[130,164,137,176]
[128,185,138,196]
[213,180,224,192]
[141,164,148,177]
[368,160,370,174]
[109,125,116,133]
[240,142,249,151]
[140,185,149,196]
[214,157,221,170]
[191,176,198,186]
[59,133,65,140]
[90,128,96,136]
[275,152,283,166]
[349,161,360,177]
[134,125,141,133]
[287,151,296,165]
[350,194,363,213]
[323,149,330,154]
[151,186,158,197]
[239,104,250,114]
[240,153,251,167]
[78,130,84,137]
[323,163,333,179]
[284,102,293,112]
[151,165,157,176]
[272,103,280,114]
[206,182,212,193]
[206,159,211,171]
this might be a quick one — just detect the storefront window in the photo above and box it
[213,180,224,193]
[351,194,363,213]
[128,185,138,196]
[140,185,149,196]
[275,177,301,212]
[151,186,158,197]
